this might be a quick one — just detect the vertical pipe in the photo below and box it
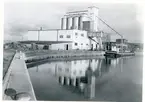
[74,16,79,29]
[66,17,69,30]
[78,16,83,30]
[61,18,63,29]
[68,17,72,29]
[62,17,67,29]
[72,17,75,29]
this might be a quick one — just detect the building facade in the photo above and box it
[116,39,129,52]
[24,6,102,50]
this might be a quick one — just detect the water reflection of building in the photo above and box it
[30,58,120,99]
[30,58,119,78]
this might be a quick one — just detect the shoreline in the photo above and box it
[26,55,105,68]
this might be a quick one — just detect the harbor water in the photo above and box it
[28,55,143,102]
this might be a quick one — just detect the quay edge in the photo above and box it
[24,50,136,64]
[3,52,36,101]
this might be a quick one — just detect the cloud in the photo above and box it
[4,3,143,43]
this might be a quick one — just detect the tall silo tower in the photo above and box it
[87,6,99,32]
[61,16,67,30]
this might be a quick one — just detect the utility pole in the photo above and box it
[38,27,42,41]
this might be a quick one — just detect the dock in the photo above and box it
[24,50,105,63]
[3,52,36,100]
[104,51,135,58]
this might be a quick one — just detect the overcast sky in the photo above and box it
[4,2,143,43]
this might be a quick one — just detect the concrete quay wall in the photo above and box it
[3,52,36,100]
[24,50,105,63]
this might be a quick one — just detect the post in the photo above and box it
[121,36,123,54]
[57,30,58,41]
[38,27,42,41]
[38,30,40,41]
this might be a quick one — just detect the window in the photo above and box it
[66,35,71,38]
[74,61,77,64]
[73,70,76,75]
[81,43,83,45]
[65,68,69,72]
[75,33,78,36]
[80,70,82,74]
[58,67,62,71]
[75,43,78,46]
[86,44,88,46]
[60,35,63,38]
[81,33,84,37]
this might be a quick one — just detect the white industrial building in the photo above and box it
[23,6,103,50]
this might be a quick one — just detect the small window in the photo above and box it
[86,44,88,46]
[81,33,84,37]
[67,35,71,38]
[60,35,63,38]
[80,70,82,74]
[74,61,77,64]
[81,43,83,45]
[73,70,76,75]
[58,67,62,71]
[65,68,69,72]
[75,43,78,46]
[75,33,78,36]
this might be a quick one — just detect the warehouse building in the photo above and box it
[23,6,102,50]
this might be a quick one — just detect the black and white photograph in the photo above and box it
[3,1,144,102]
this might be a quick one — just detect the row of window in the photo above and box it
[59,33,85,38]
[75,33,84,37]
[74,43,89,46]
[60,35,71,38]
[58,67,82,75]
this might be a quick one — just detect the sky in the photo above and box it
[4,2,144,43]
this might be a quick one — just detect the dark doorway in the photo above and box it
[96,44,98,50]
[91,44,93,50]
[43,45,49,50]
[66,44,69,50]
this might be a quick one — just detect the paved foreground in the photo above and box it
[3,52,36,100]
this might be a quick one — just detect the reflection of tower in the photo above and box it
[98,59,102,76]
[72,78,77,86]
[89,76,96,99]
[66,77,71,85]
[120,58,123,72]
[59,76,64,85]
[55,64,57,76]
[84,65,96,99]
[58,76,80,86]
[36,66,39,72]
